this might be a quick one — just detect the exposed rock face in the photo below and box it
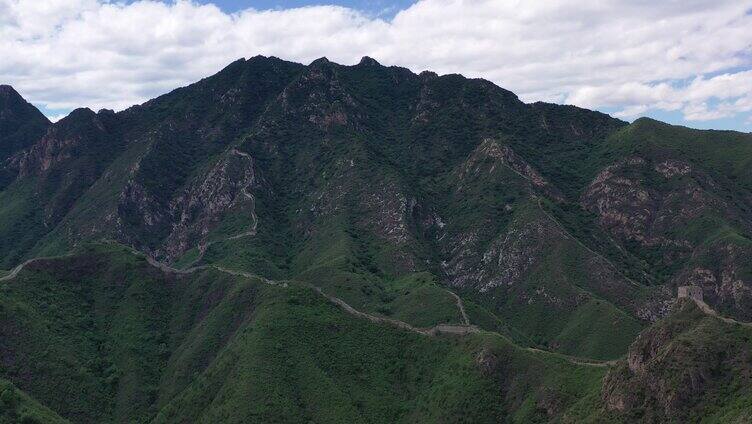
[6,109,109,178]
[474,348,499,377]
[671,242,752,321]
[3,109,121,226]
[446,215,553,292]
[633,284,675,322]
[583,155,752,319]
[460,139,564,201]
[602,300,752,422]
[360,179,413,246]
[159,148,260,261]
[278,58,359,131]
[582,157,656,244]
[443,139,562,291]
[585,156,747,244]
[582,156,734,247]
[101,146,263,263]
[0,57,750,365]
[3,57,752,423]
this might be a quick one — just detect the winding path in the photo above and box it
[0,254,73,282]
[1,246,622,369]
[446,289,471,325]
[313,286,479,337]
[691,298,752,328]
[525,347,618,368]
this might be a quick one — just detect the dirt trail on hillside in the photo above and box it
[313,286,480,337]
[180,148,259,268]
[525,347,618,368]
[692,298,752,328]
[0,254,74,282]
[136,250,286,287]
[446,289,471,325]
[2,247,624,369]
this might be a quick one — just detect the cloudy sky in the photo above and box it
[2,0,751,130]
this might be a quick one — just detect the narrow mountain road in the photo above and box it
[0,260,32,282]
[446,289,471,325]
[692,298,752,328]
[525,347,618,368]
[137,250,287,287]
[0,254,73,282]
[313,286,480,337]
[1,246,618,369]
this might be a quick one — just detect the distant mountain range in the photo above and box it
[0,56,750,423]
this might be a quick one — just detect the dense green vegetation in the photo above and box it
[1,56,751,422]
[0,244,613,423]
[601,300,752,423]
[0,379,68,424]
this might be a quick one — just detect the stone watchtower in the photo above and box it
[678,285,703,302]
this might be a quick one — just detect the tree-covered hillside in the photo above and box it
[0,56,750,422]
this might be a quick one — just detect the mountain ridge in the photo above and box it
[1,55,751,423]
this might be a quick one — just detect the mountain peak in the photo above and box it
[0,85,28,104]
[0,84,18,96]
[0,85,45,116]
[358,56,381,67]
[0,84,50,160]
[309,57,331,67]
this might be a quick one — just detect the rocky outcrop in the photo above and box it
[112,147,261,262]
[159,148,260,261]
[359,179,413,246]
[278,57,359,131]
[583,155,752,320]
[583,156,739,248]
[602,300,752,422]
[671,241,752,321]
[457,139,564,201]
[447,215,554,292]
[6,109,110,179]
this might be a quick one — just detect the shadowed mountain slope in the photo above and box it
[0,85,50,163]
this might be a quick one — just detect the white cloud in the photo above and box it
[1,0,751,127]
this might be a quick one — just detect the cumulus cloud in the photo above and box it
[1,0,751,127]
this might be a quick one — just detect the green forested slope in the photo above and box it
[0,56,751,422]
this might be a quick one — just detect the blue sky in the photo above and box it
[190,0,416,16]
[4,0,752,131]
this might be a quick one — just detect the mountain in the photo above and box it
[0,85,50,162]
[602,299,752,422]
[0,56,751,422]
